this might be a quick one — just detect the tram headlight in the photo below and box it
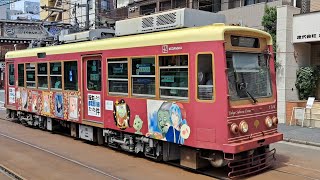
[230,123,239,135]
[272,116,278,126]
[265,116,273,128]
[239,121,249,133]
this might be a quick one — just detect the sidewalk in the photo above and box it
[278,123,320,147]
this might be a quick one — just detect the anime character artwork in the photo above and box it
[21,90,28,110]
[55,93,63,118]
[113,99,130,130]
[42,92,51,115]
[147,100,191,144]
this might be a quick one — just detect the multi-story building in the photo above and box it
[0,0,12,19]
[10,0,40,20]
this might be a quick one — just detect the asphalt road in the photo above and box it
[0,118,319,180]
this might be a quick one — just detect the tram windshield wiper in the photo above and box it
[238,82,258,104]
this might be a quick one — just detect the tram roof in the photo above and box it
[6,24,272,59]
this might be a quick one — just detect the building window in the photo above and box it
[160,1,171,11]
[50,62,62,90]
[244,0,256,6]
[197,54,214,100]
[131,57,155,97]
[26,63,36,88]
[140,3,156,15]
[8,64,15,86]
[87,60,101,91]
[64,61,78,91]
[18,64,24,87]
[108,58,128,95]
[159,55,188,100]
[37,63,48,89]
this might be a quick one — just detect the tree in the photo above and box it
[262,6,277,63]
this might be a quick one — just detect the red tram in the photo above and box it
[5,20,282,177]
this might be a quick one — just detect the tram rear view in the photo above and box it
[222,31,282,178]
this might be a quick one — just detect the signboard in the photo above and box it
[88,94,101,117]
[294,108,305,120]
[293,13,320,43]
[306,97,315,109]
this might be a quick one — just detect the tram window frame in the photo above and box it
[131,57,156,98]
[26,63,36,88]
[8,64,15,86]
[159,55,189,101]
[196,53,214,101]
[37,62,49,89]
[64,61,78,91]
[107,58,128,96]
[50,62,62,90]
[18,64,25,87]
[87,60,101,91]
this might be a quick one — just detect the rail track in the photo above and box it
[0,131,121,180]
[1,117,319,180]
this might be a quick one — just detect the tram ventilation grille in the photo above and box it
[142,17,154,28]
[156,12,177,26]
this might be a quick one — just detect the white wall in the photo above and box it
[276,5,301,123]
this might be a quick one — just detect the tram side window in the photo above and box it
[37,63,48,89]
[108,58,128,95]
[131,57,155,97]
[8,64,15,86]
[64,61,78,91]
[50,62,62,90]
[197,54,214,100]
[26,63,36,88]
[159,55,188,100]
[87,60,101,91]
[18,64,24,87]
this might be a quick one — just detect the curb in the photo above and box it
[283,138,320,148]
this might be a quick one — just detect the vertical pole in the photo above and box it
[86,0,90,30]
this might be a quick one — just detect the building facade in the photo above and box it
[0,20,49,89]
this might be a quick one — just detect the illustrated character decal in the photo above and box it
[55,93,63,118]
[31,92,38,112]
[21,90,28,110]
[133,115,143,135]
[113,99,130,130]
[147,100,191,144]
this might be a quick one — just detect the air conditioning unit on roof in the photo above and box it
[115,8,225,36]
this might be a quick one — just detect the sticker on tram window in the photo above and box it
[161,76,174,83]
[88,94,101,117]
[9,87,15,104]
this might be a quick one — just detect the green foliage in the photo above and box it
[295,67,320,100]
[262,6,278,67]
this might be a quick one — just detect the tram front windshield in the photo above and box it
[226,52,272,102]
